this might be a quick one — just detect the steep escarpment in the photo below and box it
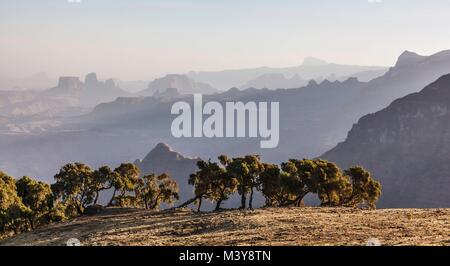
[323,74,450,208]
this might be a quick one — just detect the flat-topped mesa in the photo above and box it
[57,76,83,92]
[85,72,103,89]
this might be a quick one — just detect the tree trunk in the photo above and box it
[108,189,117,206]
[76,204,83,215]
[215,199,223,211]
[197,197,203,212]
[282,191,308,207]
[249,188,254,209]
[240,193,247,209]
[174,195,202,209]
[28,217,35,230]
[94,191,100,205]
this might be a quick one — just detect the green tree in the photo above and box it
[0,172,30,235]
[279,159,317,207]
[344,166,382,209]
[109,163,140,206]
[137,173,179,210]
[226,155,264,209]
[15,176,54,230]
[91,166,116,205]
[53,163,94,215]
[207,158,237,211]
[259,163,296,207]
[179,157,237,212]
[184,160,217,212]
[279,159,352,207]
[312,160,352,207]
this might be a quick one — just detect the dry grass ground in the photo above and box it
[1,207,449,246]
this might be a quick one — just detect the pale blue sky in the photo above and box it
[1,0,450,80]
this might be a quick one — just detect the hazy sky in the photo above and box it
[1,0,450,80]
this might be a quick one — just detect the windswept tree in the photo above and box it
[207,158,237,211]
[259,163,296,207]
[344,166,382,209]
[179,158,237,212]
[15,176,54,230]
[312,160,352,207]
[226,155,264,209]
[136,173,179,210]
[109,163,140,207]
[184,162,212,212]
[279,159,317,207]
[91,166,116,205]
[183,160,219,212]
[278,159,352,207]
[0,172,30,235]
[52,163,94,215]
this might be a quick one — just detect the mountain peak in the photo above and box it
[139,142,191,165]
[395,50,426,67]
[153,142,173,153]
[307,79,318,86]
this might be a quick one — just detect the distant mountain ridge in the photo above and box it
[323,74,450,208]
[137,74,217,97]
[0,73,130,115]
[187,58,387,90]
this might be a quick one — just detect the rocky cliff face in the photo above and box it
[323,74,450,208]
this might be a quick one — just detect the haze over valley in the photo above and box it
[2,0,450,212]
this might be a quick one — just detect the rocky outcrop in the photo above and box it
[322,74,450,208]
[56,77,84,93]
[85,73,102,89]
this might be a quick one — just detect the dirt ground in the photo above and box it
[1,207,449,246]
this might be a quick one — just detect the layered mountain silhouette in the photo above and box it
[323,74,450,208]
[187,58,386,90]
[343,50,450,121]
[76,77,368,165]
[0,73,131,133]
[0,77,82,116]
[137,74,216,97]
[0,73,129,116]
[2,50,450,209]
